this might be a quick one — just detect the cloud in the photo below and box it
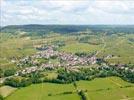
[92,1,134,14]
[0,0,134,26]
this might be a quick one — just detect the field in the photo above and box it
[59,34,134,64]
[5,83,79,100]
[4,77,134,100]
[0,33,74,69]
[0,86,17,98]
[0,36,36,70]
[97,34,134,64]
[0,25,134,100]
[60,43,101,53]
[77,77,134,100]
[0,32,134,70]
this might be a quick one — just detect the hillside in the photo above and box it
[1,25,134,36]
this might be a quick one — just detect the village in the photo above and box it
[1,44,133,85]
[17,45,97,75]
[15,45,134,76]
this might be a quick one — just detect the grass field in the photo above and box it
[0,86,17,98]
[97,34,134,64]
[77,77,134,100]
[5,77,134,100]
[58,34,134,64]
[0,36,37,69]
[5,83,79,100]
[42,71,58,79]
[0,37,34,58]
[60,42,101,53]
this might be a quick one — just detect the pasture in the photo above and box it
[0,86,17,98]
[5,77,134,100]
[77,77,134,100]
[5,83,79,100]
[97,34,134,64]
[60,42,101,53]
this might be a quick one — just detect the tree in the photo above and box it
[20,78,32,87]
[0,69,4,78]
[4,77,20,87]
[4,69,16,77]
[0,95,4,100]
[73,81,77,89]
[78,90,87,100]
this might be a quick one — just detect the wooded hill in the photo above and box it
[1,25,134,36]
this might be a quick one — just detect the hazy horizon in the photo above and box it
[1,24,134,27]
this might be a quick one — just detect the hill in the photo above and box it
[1,25,134,36]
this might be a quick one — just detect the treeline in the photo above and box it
[1,25,134,36]
[4,72,44,87]
[0,68,16,78]
[54,65,134,84]
[3,65,134,87]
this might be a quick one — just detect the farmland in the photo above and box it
[0,30,134,70]
[4,77,134,100]
[0,25,134,100]
[0,86,17,98]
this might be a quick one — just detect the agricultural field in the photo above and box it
[3,77,134,100]
[97,34,134,64]
[0,33,75,70]
[0,32,134,70]
[0,86,17,98]
[58,33,134,64]
[60,42,101,53]
[5,83,79,100]
[77,77,134,100]
[0,25,134,100]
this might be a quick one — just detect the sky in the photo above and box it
[0,0,134,26]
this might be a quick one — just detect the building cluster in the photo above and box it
[17,46,97,75]
[35,46,97,66]
[18,66,38,75]
[115,64,134,72]
[18,46,134,75]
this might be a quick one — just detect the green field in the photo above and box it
[5,83,79,100]
[77,77,134,100]
[0,36,37,69]
[58,34,134,64]
[97,34,134,64]
[60,42,101,53]
[5,77,134,100]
